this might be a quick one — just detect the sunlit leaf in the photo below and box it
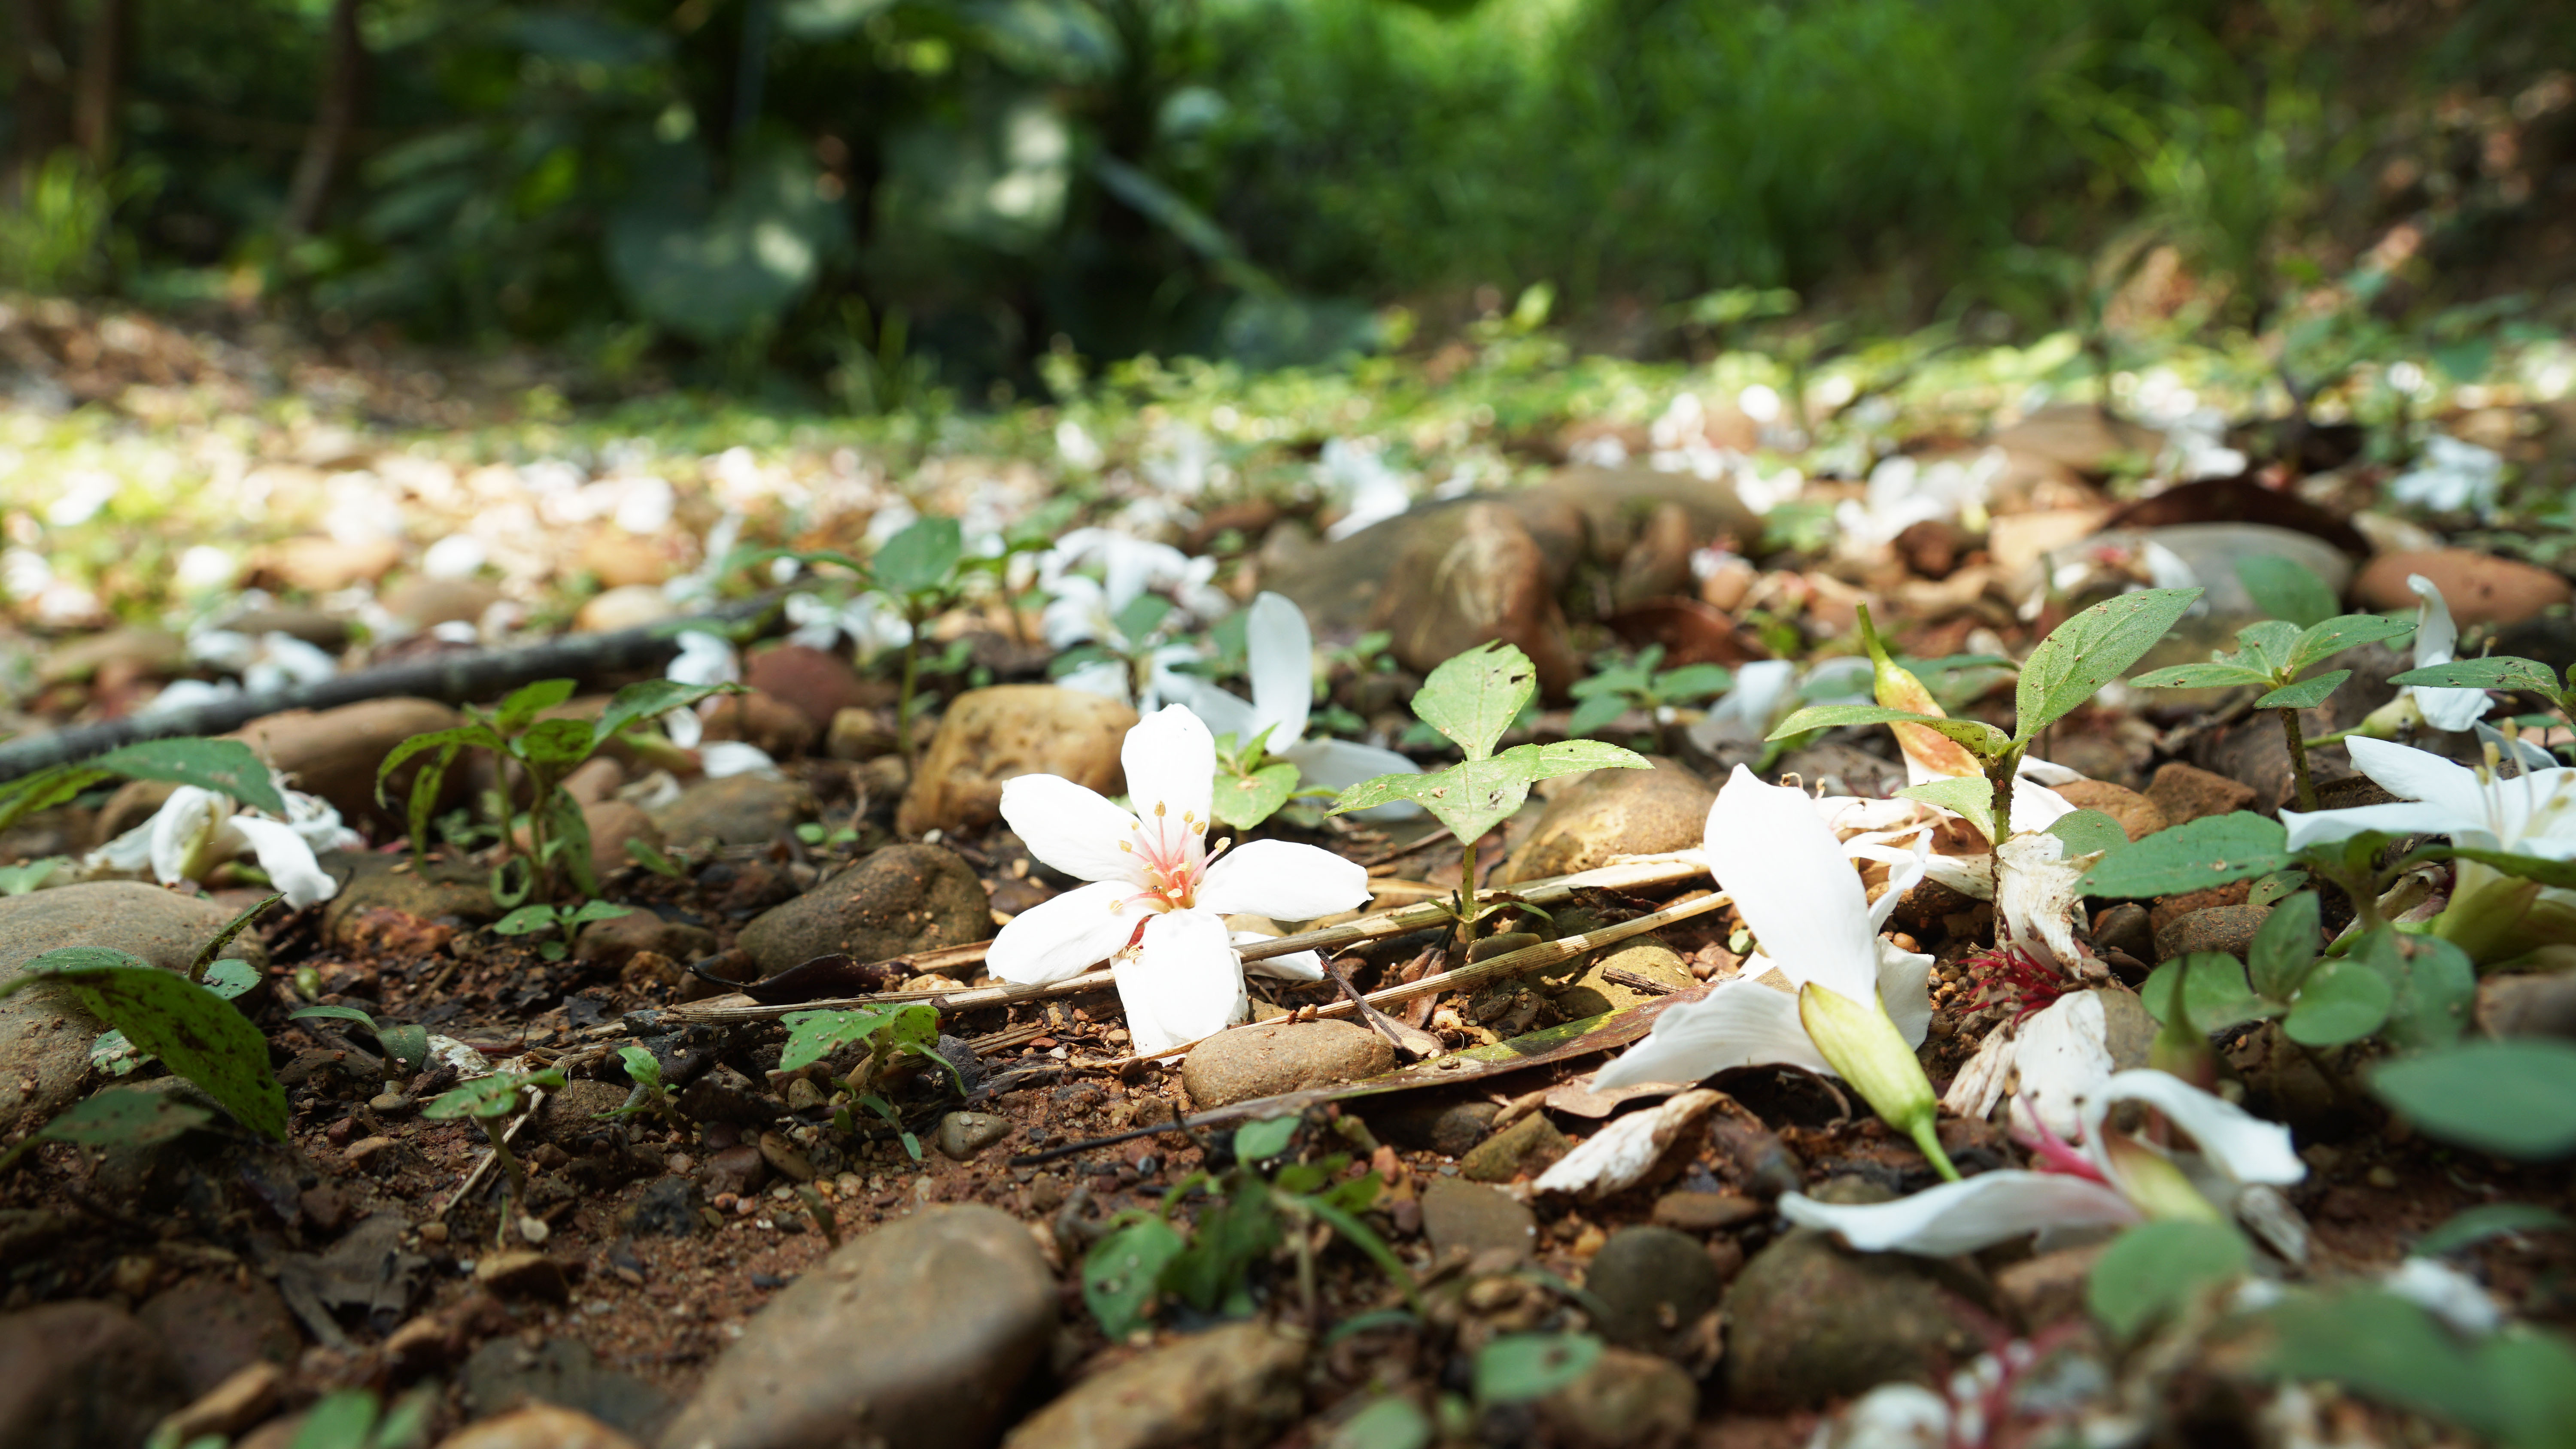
[2014,587,2202,740]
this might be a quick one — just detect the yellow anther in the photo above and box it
[1154,800,1167,817]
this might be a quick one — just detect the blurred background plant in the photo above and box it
[3,0,2571,398]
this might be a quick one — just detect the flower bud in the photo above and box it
[1859,605,1980,779]
[2100,1132,2224,1225]
[1798,982,1959,1181]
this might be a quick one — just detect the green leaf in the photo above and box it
[595,678,744,745]
[1473,1333,1603,1404]
[2234,619,2304,674]
[89,737,289,817]
[1332,748,1592,849]
[1235,1116,1300,1161]
[495,679,579,733]
[2433,846,2576,891]
[2255,670,2351,710]
[292,1004,384,1034]
[2389,657,2561,694]
[2236,555,2339,630]
[2288,614,2415,675]
[1212,761,1301,831]
[2247,868,2309,909]
[2086,1220,2249,1339]
[873,515,966,598]
[2370,932,2475,1055]
[191,894,280,982]
[2246,891,2321,1000]
[2079,812,2290,898]
[289,1389,382,1449]
[563,900,633,927]
[1412,641,1539,760]
[374,723,490,804]
[517,716,597,771]
[41,1088,212,1149]
[2046,808,2130,859]
[1111,592,1174,644]
[1564,692,1630,739]
[617,1044,665,1091]
[1652,663,1734,703]
[2014,587,2202,740]
[0,856,67,896]
[2415,1203,2572,1258]
[2265,1287,2576,1449]
[1899,776,1998,843]
[202,959,261,1000]
[1082,1216,1185,1339]
[2374,1040,2576,1158]
[0,954,289,1140]
[1765,703,2012,756]
[777,1003,939,1074]
[2131,661,2276,690]
[2174,952,2277,1032]
[1326,1397,1433,1449]
[491,905,561,937]
[1492,739,1652,782]
[422,1068,565,1121]
[2284,958,2396,1046]
[378,1025,430,1074]
[0,766,111,834]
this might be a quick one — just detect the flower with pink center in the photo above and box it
[988,705,1372,1054]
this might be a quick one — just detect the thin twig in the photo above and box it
[432,1088,546,1222]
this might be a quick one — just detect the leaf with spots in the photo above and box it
[0,950,289,1140]
[2015,587,2202,740]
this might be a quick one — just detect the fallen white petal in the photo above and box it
[987,880,1142,986]
[1196,838,1370,921]
[1780,1172,2138,1256]
[1534,1089,1723,1198]
[1704,767,1881,1000]
[1124,706,1216,831]
[1115,909,1244,1056]
[2101,1068,2304,1188]
[1001,773,1146,885]
[1592,980,1826,1090]
[228,816,341,908]
[2009,992,2115,1141]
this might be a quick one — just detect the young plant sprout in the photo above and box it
[1566,643,1735,755]
[490,898,632,961]
[1332,641,1648,931]
[983,706,1365,1055]
[423,1068,565,1238]
[291,1005,432,1086]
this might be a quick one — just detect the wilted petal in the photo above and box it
[84,820,157,875]
[1996,831,2091,969]
[148,788,227,886]
[988,880,1141,986]
[1592,979,1827,1089]
[1703,767,1880,1000]
[1001,773,1146,885]
[1197,839,1370,920]
[228,816,340,908]
[1244,592,1313,752]
[1115,909,1245,1055]
[1234,931,1325,982]
[2008,992,2115,1140]
[1124,706,1216,830]
[1780,1172,2138,1255]
[2101,1068,2304,1188]
[1875,938,1936,1049]
[1534,1089,1723,1198]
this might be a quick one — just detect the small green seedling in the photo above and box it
[92,896,275,1079]
[423,1067,566,1233]
[1330,1332,1608,1448]
[779,1001,949,1159]
[491,898,632,960]
[378,675,741,906]
[1210,724,1306,831]
[1567,644,1733,754]
[2131,564,2413,808]
[0,857,67,895]
[601,1044,690,1140]
[290,1005,432,1085]
[1334,641,1649,930]
[0,1086,213,1176]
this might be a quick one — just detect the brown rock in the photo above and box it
[1989,404,2166,476]
[0,1300,191,1449]
[1994,1245,2105,1327]
[382,576,504,629]
[699,690,818,759]
[572,909,714,971]
[1498,758,1711,884]
[268,536,402,593]
[319,852,498,950]
[581,800,665,867]
[652,774,811,850]
[37,627,187,685]
[2357,549,2572,627]
[2144,761,2257,827]
[1459,1111,1571,1182]
[998,1320,1306,1449]
[2148,879,2252,937]
[1612,501,1697,609]
[440,1406,641,1449]
[1180,1021,1394,1109]
[575,586,677,635]
[1649,1191,1760,1232]
[897,686,1136,838]
[562,757,626,805]
[2476,970,2576,1040]
[825,709,899,761]
[235,697,477,837]
[1552,939,1695,1018]
[136,1274,301,1396]
[580,530,683,588]
[1537,1347,1696,1449]
[1377,501,1579,697]
[1421,1177,1538,1265]
[474,1252,570,1302]
[2048,780,2167,842]
[735,844,993,976]
[744,646,878,730]
[152,1361,285,1445]
[2154,904,2272,963]
[1723,1226,1999,1411]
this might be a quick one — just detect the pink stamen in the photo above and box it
[2010,1107,2109,1185]
[1118,798,1211,916]
[1961,943,2071,1025]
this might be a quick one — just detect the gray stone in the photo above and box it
[1458,1111,1569,1183]
[463,1337,669,1439]
[1179,1021,1393,1109]
[136,1274,302,1398]
[999,1320,1306,1449]
[2153,904,2272,964]
[1647,1191,1760,1233]
[0,1300,191,1449]
[936,1112,1015,1160]
[1586,1227,1724,1358]
[1723,1226,2000,1411]
[736,845,992,978]
[572,910,714,972]
[651,774,811,850]
[532,1080,635,1154]
[0,884,266,1130]
[657,1206,1054,1449]
[1421,1177,1537,1266]
[319,850,499,949]
[1536,1347,1698,1449]
[1359,1099,1498,1158]
[1497,760,1713,885]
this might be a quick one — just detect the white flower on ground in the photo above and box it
[1779,1069,2304,1256]
[2388,434,2504,518]
[1040,528,1230,639]
[1162,592,1424,819]
[2402,574,2491,732]
[1593,767,1936,1097]
[988,706,1372,1054]
[784,591,911,659]
[1833,451,2002,552]
[187,628,339,694]
[1318,439,1414,540]
[85,780,359,908]
[658,630,740,749]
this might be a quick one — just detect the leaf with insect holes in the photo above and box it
[0,951,289,1140]
[2390,657,2564,695]
[1765,703,2012,756]
[1332,741,1646,846]
[2255,670,2351,710]
[2288,615,2415,676]
[2373,1040,2576,1159]
[2234,619,2303,675]
[517,716,597,770]
[2132,661,2276,690]
[2014,587,2202,740]
[2237,556,2339,630]
[2047,809,2131,859]
[777,1002,940,1074]
[2088,1220,2248,1340]
[1413,641,1539,760]
[1083,1216,1185,1339]
[1897,776,1996,842]
[2079,812,2290,898]
[872,515,965,598]
[422,1068,565,1121]
[41,1088,212,1149]
[1212,760,1300,830]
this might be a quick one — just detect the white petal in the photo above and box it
[1826,1385,1953,1449]
[1591,979,1827,1089]
[2011,775,2080,831]
[1281,738,1425,821]
[2479,723,2560,774]
[84,820,157,874]
[2348,737,2487,818]
[1874,938,1936,1049]
[1160,676,1261,743]
[2102,1068,2304,1188]
[2415,684,2492,734]
[1244,592,1314,752]
[698,742,781,779]
[1940,1023,2019,1124]
[2016,755,2085,786]
[229,816,340,907]
[2279,800,2472,852]
[1867,836,1929,933]
[1055,658,1134,706]
[1114,909,1245,1055]
[987,880,1142,986]
[1778,1173,2138,1256]
[1996,831,2090,970]
[149,788,226,885]
[1233,931,1326,982]
[663,706,705,749]
[2384,1257,2502,1337]
[1000,774,1145,885]
[2009,992,2115,1140]
[667,630,740,687]
[1197,839,1370,920]
[1124,705,1216,830]
[2408,575,2458,669]
[1703,767,1879,999]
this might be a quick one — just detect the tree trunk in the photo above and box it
[70,0,128,169]
[4,0,76,199]
[282,0,365,236]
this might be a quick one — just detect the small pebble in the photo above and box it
[517,1216,550,1246]
[418,1222,449,1245]
[369,1091,416,1116]
[2367,1166,2398,1189]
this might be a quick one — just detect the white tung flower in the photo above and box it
[988,706,1371,1055]
[1163,592,1424,819]
[85,780,359,908]
[2402,574,2491,733]
[2281,737,2576,860]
